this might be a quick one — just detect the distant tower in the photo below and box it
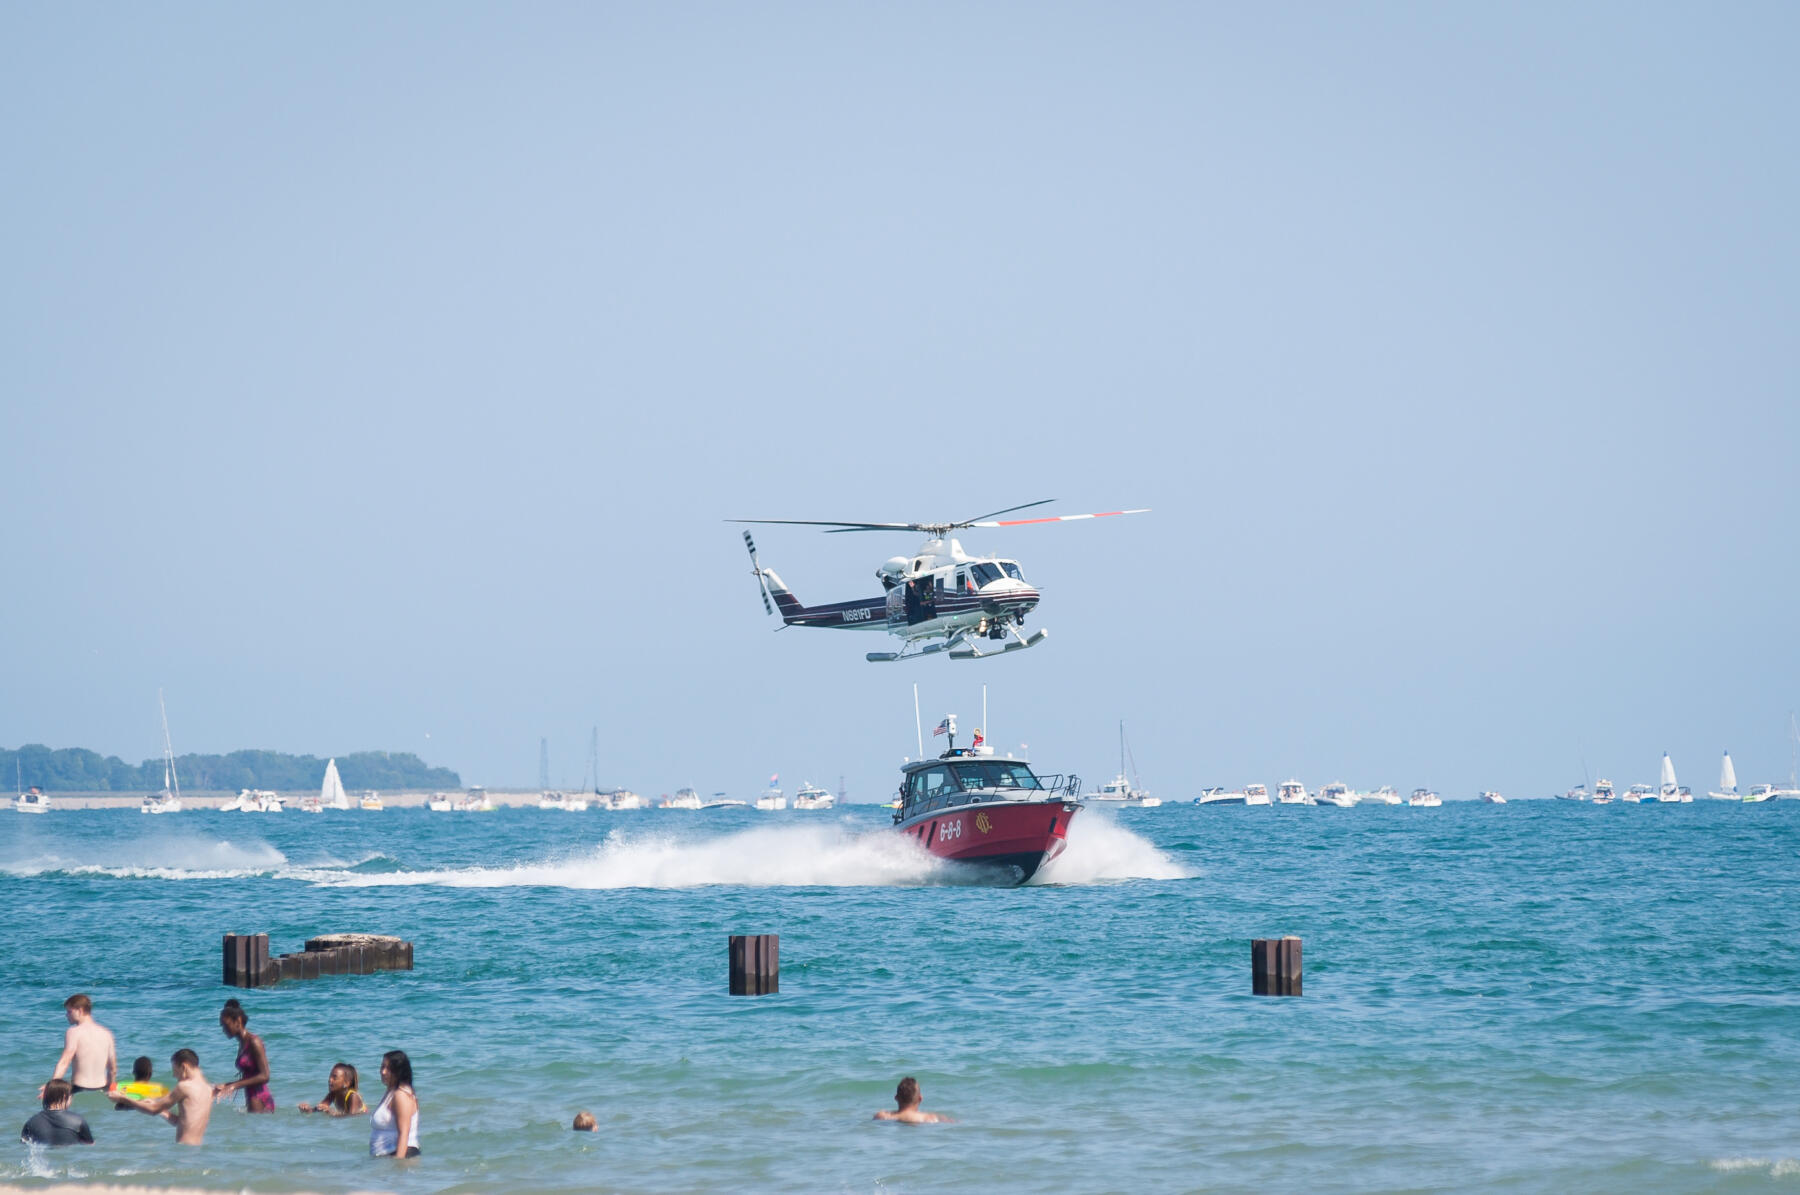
[839,774,847,801]
[539,738,550,791]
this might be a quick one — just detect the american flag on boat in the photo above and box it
[933,718,951,737]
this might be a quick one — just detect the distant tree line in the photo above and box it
[2,744,460,793]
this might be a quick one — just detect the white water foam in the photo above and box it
[1033,812,1192,884]
[1709,1157,1800,1177]
[0,835,289,880]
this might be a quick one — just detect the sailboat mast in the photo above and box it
[159,689,181,802]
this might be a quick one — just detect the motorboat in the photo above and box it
[1557,785,1589,802]
[1195,786,1252,806]
[1243,783,1271,806]
[299,795,325,814]
[701,795,747,809]
[455,789,496,812]
[1360,786,1402,806]
[1314,782,1357,808]
[1592,779,1616,804]
[1407,788,1441,807]
[792,783,836,810]
[1621,784,1654,804]
[892,716,1082,884]
[425,793,455,812]
[1276,780,1312,805]
[1743,784,1778,804]
[228,789,284,813]
[754,778,786,811]
[538,792,588,812]
[1477,791,1506,804]
[15,786,50,814]
[595,788,647,810]
[360,791,384,811]
[1707,752,1740,800]
[661,788,704,810]
[140,791,181,814]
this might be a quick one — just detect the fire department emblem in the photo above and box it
[975,812,993,835]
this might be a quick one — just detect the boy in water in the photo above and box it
[117,1049,212,1145]
[572,1111,597,1132]
[113,1056,167,1107]
[873,1076,952,1124]
[21,1079,94,1146]
[45,994,116,1098]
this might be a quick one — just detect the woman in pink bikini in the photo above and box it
[211,999,275,1112]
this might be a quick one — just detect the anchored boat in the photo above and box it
[893,716,1082,884]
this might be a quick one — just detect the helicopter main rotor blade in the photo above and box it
[967,508,1151,528]
[728,518,923,532]
[955,499,1057,526]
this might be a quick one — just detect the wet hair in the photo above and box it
[329,1063,360,1110]
[381,1050,413,1089]
[133,1056,154,1081]
[64,994,91,1014]
[171,1048,199,1070]
[220,998,247,1029]
[572,1110,597,1132]
[42,1079,73,1108]
[895,1076,920,1108]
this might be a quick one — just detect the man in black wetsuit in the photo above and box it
[21,1079,94,1147]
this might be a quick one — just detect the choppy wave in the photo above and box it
[0,835,289,880]
[1709,1157,1800,1177]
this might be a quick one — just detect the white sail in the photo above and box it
[1720,752,1737,794]
[321,759,350,810]
[1659,753,1678,799]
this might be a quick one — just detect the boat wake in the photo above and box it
[0,817,1188,890]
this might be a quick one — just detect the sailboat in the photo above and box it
[323,759,351,810]
[1653,753,1690,802]
[1707,752,1739,800]
[140,691,182,814]
[1087,722,1160,806]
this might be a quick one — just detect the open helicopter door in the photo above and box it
[903,574,937,625]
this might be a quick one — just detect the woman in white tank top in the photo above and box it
[369,1050,420,1158]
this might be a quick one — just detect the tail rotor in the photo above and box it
[743,531,774,615]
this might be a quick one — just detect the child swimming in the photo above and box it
[298,1063,366,1116]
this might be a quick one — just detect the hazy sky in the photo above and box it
[4,3,1797,799]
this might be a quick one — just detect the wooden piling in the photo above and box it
[223,932,412,987]
[1252,937,1302,996]
[729,933,779,995]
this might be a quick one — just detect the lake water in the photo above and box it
[3,801,1798,1192]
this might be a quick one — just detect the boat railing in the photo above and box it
[892,773,1084,822]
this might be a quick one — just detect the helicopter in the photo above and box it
[732,501,1147,662]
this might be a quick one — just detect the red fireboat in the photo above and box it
[894,716,1083,884]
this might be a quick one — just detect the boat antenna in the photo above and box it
[913,684,923,759]
[982,684,988,750]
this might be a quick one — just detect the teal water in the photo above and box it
[3,802,1799,1192]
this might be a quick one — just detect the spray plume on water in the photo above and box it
[0,813,1190,889]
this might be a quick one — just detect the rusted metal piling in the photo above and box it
[1252,936,1302,996]
[223,932,413,988]
[729,933,779,995]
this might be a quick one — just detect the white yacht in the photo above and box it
[1276,780,1311,805]
[1360,786,1402,806]
[140,693,183,813]
[1620,784,1654,804]
[455,789,496,812]
[1088,721,1160,805]
[15,786,50,814]
[320,759,351,810]
[360,791,384,811]
[425,793,455,812]
[753,777,786,811]
[701,793,747,809]
[1477,791,1507,804]
[538,792,588,811]
[661,788,704,810]
[792,783,836,810]
[595,788,647,810]
[227,789,284,813]
[1195,786,1251,806]
[1557,785,1589,802]
[1592,779,1616,804]
[300,795,325,814]
[1314,782,1357,808]
[1243,783,1272,806]
[1408,788,1442,807]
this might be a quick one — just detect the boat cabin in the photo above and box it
[897,748,1068,821]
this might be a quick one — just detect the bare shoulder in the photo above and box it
[873,1110,896,1120]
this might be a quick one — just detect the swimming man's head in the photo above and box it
[895,1076,920,1110]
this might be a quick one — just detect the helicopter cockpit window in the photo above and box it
[969,563,1004,587]
[999,562,1023,580]
[950,761,1042,790]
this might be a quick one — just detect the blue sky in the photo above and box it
[3,4,1796,798]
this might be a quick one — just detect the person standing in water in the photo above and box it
[45,994,116,1097]
[369,1050,420,1158]
[22,1079,95,1146]
[211,999,274,1112]
[298,1063,366,1116]
[117,1049,212,1145]
[873,1076,952,1123]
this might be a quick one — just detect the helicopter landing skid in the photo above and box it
[950,626,1048,661]
[865,639,957,664]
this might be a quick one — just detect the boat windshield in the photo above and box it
[950,761,1042,791]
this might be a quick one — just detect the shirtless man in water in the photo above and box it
[118,1049,212,1145]
[44,994,116,1099]
[873,1076,952,1124]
